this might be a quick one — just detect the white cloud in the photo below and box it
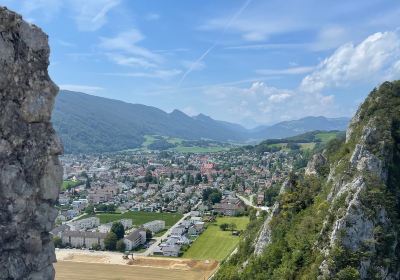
[201,16,298,42]
[106,53,157,68]
[59,84,104,94]
[182,106,198,116]
[256,66,314,76]
[201,81,338,124]
[224,43,307,51]
[8,0,119,30]
[19,0,63,21]
[104,69,182,80]
[311,26,350,51]
[301,31,400,93]
[99,30,185,80]
[268,93,291,103]
[69,0,120,31]
[99,29,162,64]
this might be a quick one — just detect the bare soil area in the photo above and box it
[55,249,218,280]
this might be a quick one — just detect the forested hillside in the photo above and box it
[215,81,400,279]
[52,90,245,153]
[52,90,348,153]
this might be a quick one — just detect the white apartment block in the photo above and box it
[61,231,107,249]
[123,229,146,250]
[143,220,165,233]
[69,217,100,231]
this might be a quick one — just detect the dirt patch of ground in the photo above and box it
[55,249,218,280]
[56,249,124,264]
[55,262,212,280]
[129,256,218,271]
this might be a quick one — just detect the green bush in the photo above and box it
[116,239,126,252]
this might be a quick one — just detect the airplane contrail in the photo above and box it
[178,0,253,87]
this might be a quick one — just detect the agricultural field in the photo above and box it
[315,131,343,143]
[80,211,183,228]
[299,142,316,151]
[183,216,249,261]
[173,145,230,153]
[140,134,233,153]
[55,256,218,280]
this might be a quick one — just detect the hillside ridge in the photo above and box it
[52,90,349,153]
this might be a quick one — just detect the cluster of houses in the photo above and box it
[58,146,297,226]
[87,182,123,204]
[51,217,165,251]
[152,212,205,257]
[54,143,301,255]
[57,197,89,222]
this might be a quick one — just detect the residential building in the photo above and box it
[171,226,186,237]
[123,229,146,250]
[143,220,165,233]
[61,231,107,249]
[162,245,180,257]
[213,198,245,216]
[69,217,100,231]
[98,219,133,233]
[50,224,70,238]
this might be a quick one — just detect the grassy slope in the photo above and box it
[315,131,341,143]
[140,134,231,153]
[183,216,249,261]
[62,180,83,191]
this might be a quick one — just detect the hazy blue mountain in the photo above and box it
[52,90,349,153]
[250,116,349,139]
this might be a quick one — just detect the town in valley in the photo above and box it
[52,143,302,260]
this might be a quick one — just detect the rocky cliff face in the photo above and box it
[0,7,62,280]
[215,81,400,280]
[317,81,400,279]
[253,178,293,255]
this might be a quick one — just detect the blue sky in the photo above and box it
[3,0,400,127]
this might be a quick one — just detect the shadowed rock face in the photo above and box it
[0,7,62,280]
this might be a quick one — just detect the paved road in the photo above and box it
[237,194,269,211]
[65,213,87,224]
[141,201,202,256]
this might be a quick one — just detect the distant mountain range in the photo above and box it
[52,90,349,153]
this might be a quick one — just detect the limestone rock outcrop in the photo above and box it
[305,153,327,176]
[253,178,293,255]
[0,7,62,280]
[318,81,400,279]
